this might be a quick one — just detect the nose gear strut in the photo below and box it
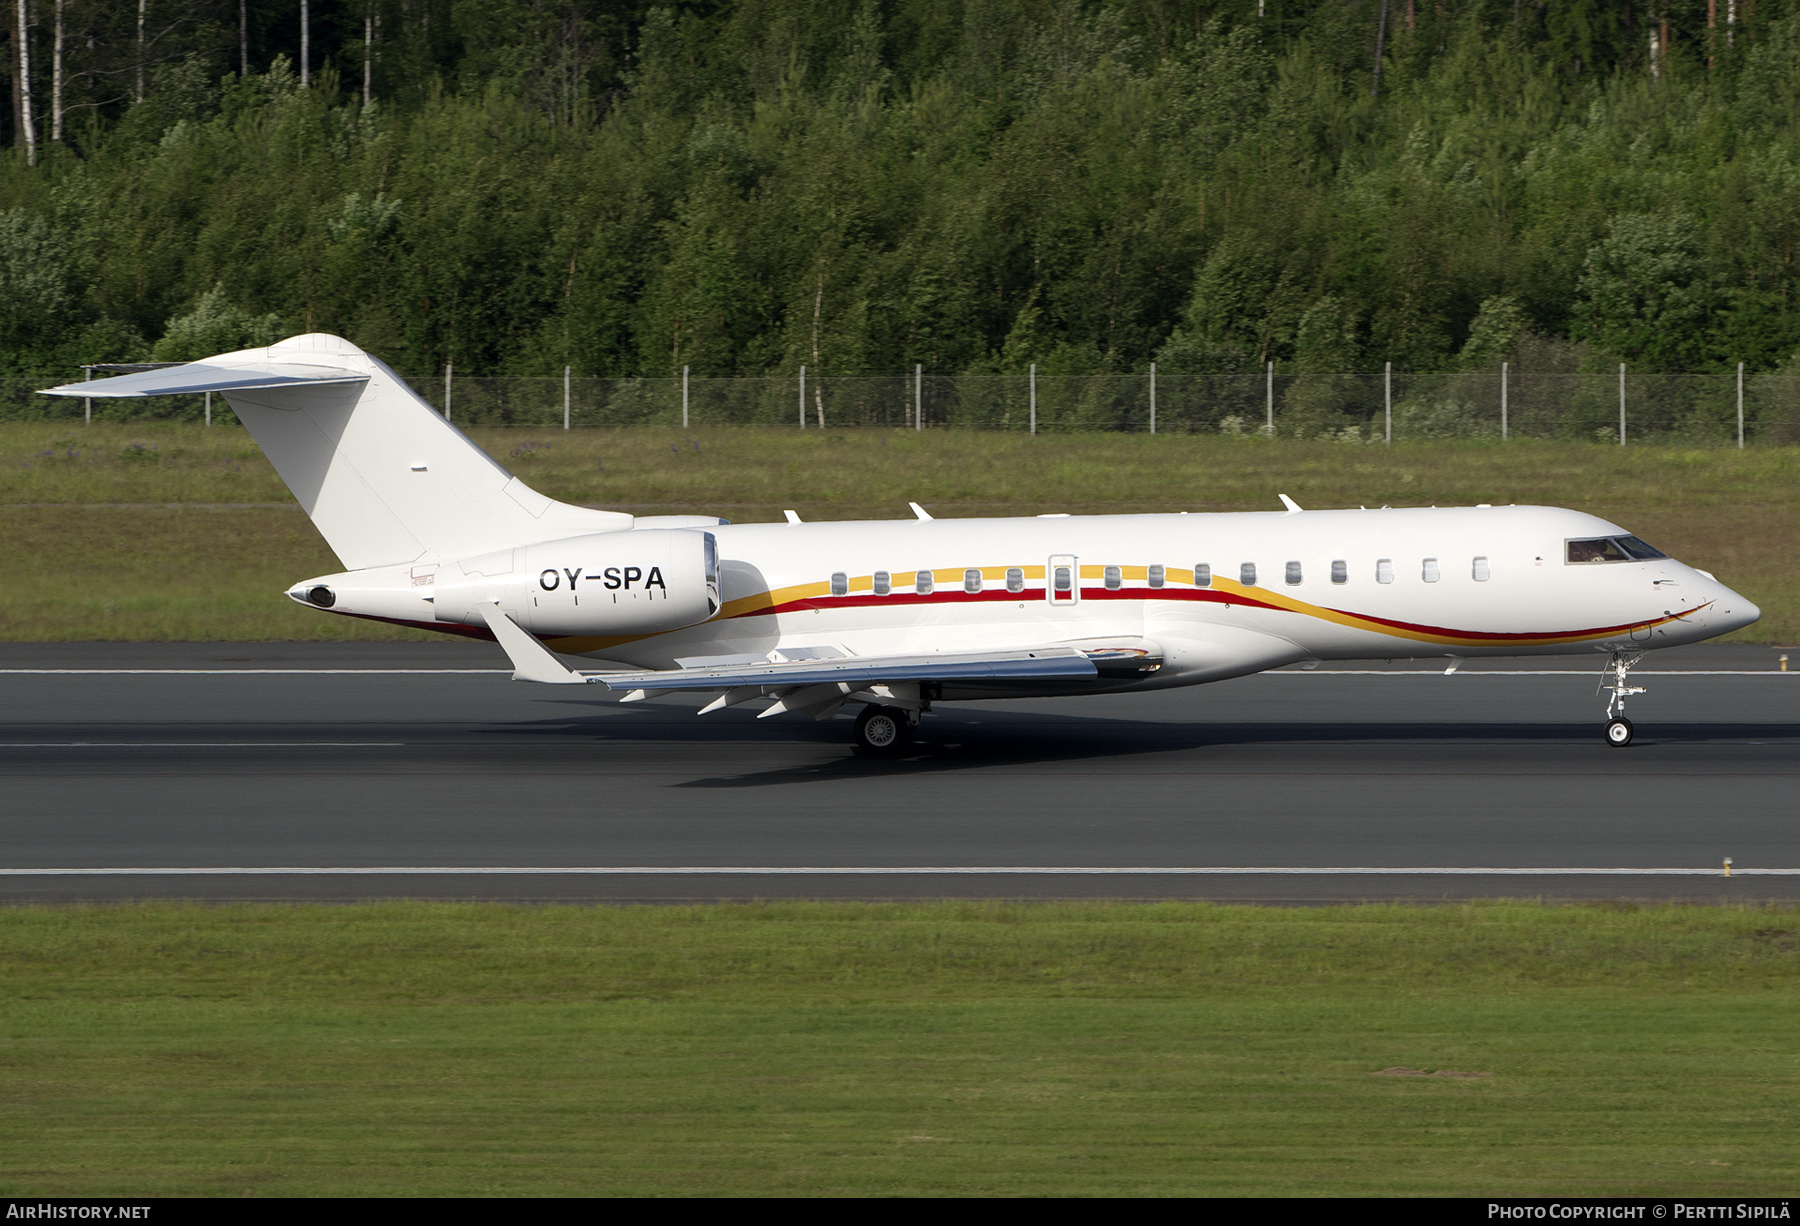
[1598,650,1644,747]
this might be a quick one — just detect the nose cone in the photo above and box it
[1716,594,1761,636]
[1703,580,1759,638]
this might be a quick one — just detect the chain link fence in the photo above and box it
[6,369,1800,443]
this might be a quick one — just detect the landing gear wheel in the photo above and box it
[854,705,914,756]
[1604,717,1634,747]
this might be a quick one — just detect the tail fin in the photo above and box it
[41,333,630,570]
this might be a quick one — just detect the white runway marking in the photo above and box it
[0,669,510,675]
[0,742,404,748]
[0,866,1789,877]
[0,668,1784,677]
[1280,670,1792,677]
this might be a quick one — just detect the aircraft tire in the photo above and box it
[1604,717,1634,747]
[854,705,914,756]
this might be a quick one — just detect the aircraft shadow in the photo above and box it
[499,702,1800,788]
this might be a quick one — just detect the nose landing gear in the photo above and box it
[1599,650,1644,747]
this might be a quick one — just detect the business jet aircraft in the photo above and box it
[45,333,1759,753]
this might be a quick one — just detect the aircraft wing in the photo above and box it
[596,646,1098,691]
[474,605,1097,691]
[475,605,1108,721]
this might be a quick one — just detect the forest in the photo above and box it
[4,0,1800,394]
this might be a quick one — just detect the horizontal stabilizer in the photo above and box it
[40,361,367,398]
[596,646,1098,693]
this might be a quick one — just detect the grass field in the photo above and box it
[0,900,1795,1197]
[6,425,1796,1196]
[2,421,1797,642]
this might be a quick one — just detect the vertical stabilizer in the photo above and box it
[41,334,631,569]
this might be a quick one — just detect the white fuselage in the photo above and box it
[301,503,1757,700]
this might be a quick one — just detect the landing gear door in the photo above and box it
[1048,554,1079,605]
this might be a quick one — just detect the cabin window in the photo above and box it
[1194,564,1211,589]
[1148,564,1165,589]
[1104,566,1122,590]
[1053,565,1073,594]
[1422,558,1440,583]
[1473,556,1491,581]
[873,570,891,596]
[1331,559,1347,585]
[1285,561,1302,586]
[964,568,982,593]
[1376,559,1394,584]
[915,570,933,595]
[830,572,848,596]
[1240,562,1257,587]
[1006,567,1024,593]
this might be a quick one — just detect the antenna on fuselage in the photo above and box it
[1278,494,1303,514]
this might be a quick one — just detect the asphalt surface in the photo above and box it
[1,640,1795,903]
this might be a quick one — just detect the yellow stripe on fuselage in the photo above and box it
[540,566,1665,656]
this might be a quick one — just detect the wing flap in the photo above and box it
[596,646,1098,692]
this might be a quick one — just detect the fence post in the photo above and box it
[799,366,806,428]
[84,366,91,427]
[1149,362,1156,435]
[1266,361,1274,437]
[205,391,211,428]
[1738,361,1745,449]
[915,363,922,432]
[1384,362,1392,445]
[682,365,689,430]
[1029,364,1037,436]
[443,363,452,422]
[1618,363,1626,446]
[563,366,571,431]
[1501,361,1508,441]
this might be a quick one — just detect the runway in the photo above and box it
[1,641,1795,903]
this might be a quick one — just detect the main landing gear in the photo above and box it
[1599,650,1645,747]
[853,705,916,756]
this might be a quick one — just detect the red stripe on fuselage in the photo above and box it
[756,585,1292,618]
[315,608,500,642]
[1332,603,1704,642]
[740,583,1690,643]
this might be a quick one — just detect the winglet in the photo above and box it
[475,605,592,684]
[1278,494,1303,514]
[909,501,933,520]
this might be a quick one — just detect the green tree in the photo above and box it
[1459,296,1529,368]
[0,208,83,373]
[150,285,284,361]
[1574,213,1715,371]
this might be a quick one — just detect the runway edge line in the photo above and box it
[0,867,1790,876]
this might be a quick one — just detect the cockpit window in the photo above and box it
[1567,537,1666,565]
[1567,538,1633,564]
[1617,536,1667,560]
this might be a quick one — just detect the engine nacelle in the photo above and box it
[434,529,719,636]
